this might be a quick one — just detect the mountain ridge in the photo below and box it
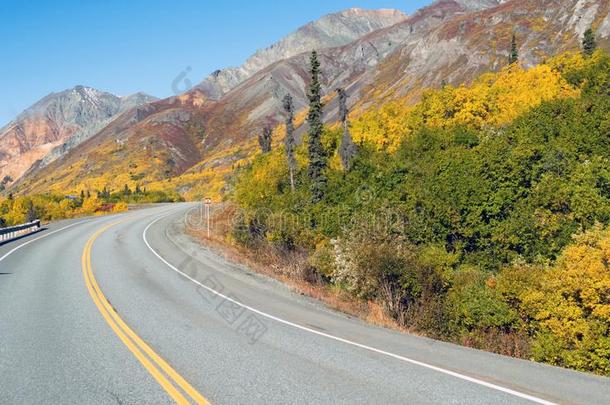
[0,86,157,184]
[196,8,408,99]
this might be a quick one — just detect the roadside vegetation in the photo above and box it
[0,187,181,227]
[224,45,610,375]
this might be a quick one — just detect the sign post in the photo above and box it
[204,198,212,238]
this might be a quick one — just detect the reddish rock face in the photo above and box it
[0,116,76,183]
[0,87,157,184]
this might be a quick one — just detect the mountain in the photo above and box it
[188,0,610,153]
[11,0,610,198]
[14,90,213,195]
[13,7,414,194]
[196,8,408,99]
[0,86,157,184]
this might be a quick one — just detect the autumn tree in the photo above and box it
[336,88,358,170]
[524,225,610,374]
[582,27,597,57]
[307,50,327,203]
[283,94,297,192]
[258,126,272,154]
[508,34,519,65]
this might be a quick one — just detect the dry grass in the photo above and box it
[185,203,407,333]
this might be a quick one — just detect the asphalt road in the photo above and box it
[1,203,609,404]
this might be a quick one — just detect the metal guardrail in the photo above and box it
[0,220,41,243]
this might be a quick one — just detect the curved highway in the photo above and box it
[1,203,609,404]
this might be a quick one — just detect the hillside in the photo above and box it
[227,49,610,375]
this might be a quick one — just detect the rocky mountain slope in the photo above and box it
[0,86,157,184]
[362,0,610,105]
[17,90,211,194]
[454,0,507,10]
[196,8,407,99]
[12,0,610,198]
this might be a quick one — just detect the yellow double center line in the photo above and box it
[82,220,210,404]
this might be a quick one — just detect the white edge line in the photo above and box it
[143,212,557,405]
[0,220,90,263]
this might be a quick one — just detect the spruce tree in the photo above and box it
[307,50,327,203]
[508,34,518,65]
[582,27,597,57]
[258,126,272,154]
[336,88,357,170]
[283,94,297,192]
[26,200,36,222]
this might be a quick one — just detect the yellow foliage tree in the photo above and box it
[521,224,610,373]
[112,201,129,213]
[81,197,102,214]
[351,58,580,151]
[2,196,31,225]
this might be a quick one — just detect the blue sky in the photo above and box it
[0,0,430,125]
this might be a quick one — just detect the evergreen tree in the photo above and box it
[80,190,85,202]
[306,50,327,203]
[582,27,597,57]
[135,184,142,194]
[258,126,272,154]
[26,200,36,222]
[123,184,132,196]
[283,93,297,192]
[508,34,519,65]
[86,190,91,199]
[336,88,358,170]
